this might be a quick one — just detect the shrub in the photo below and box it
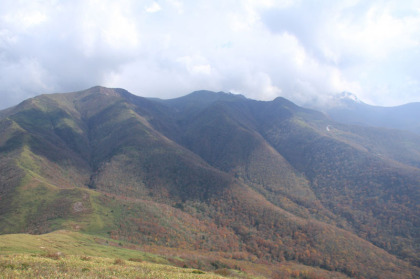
[215,268,233,276]
[43,251,62,260]
[114,258,125,265]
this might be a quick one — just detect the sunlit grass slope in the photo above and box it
[0,254,229,279]
[0,230,351,279]
[0,231,237,279]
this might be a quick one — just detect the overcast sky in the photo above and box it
[1,0,419,109]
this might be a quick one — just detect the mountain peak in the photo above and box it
[85,86,122,97]
[162,90,247,111]
[188,90,246,99]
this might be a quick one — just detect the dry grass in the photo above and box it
[0,254,229,279]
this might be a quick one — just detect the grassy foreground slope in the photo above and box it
[0,230,350,279]
[0,231,227,279]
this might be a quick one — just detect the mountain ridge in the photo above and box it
[0,86,419,278]
[313,92,420,135]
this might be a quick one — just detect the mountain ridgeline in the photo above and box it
[317,92,420,135]
[0,86,419,278]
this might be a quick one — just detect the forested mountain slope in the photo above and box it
[0,86,419,278]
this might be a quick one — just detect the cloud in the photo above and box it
[0,0,419,109]
[145,2,161,13]
[260,0,420,105]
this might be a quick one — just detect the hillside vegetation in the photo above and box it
[0,230,232,278]
[0,86,419,278]
[0,230,349,278]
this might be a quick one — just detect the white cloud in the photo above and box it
[176,55,213,75]
[0,0,419,109]
[145,2,161,13]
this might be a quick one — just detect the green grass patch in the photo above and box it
[0,231,228,278]
[0,230,163,264]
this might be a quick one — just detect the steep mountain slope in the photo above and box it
[316,92,420,135]
[157,93,420,266]
[0,86,419,278]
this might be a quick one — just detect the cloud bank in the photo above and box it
[1,0,419,109]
